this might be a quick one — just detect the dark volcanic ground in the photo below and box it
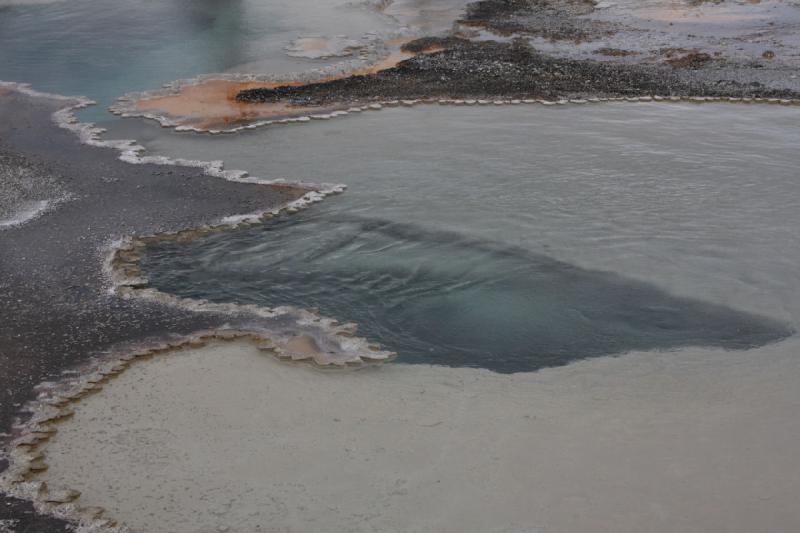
[238,0,800,105]
[0,91,303,532]
[238,38,799,105]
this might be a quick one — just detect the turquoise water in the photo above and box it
[134,104,799,371]
[0,0,392,119]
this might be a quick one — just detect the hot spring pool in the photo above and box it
[130,102,800,372]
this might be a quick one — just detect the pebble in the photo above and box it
[45,489,81,504]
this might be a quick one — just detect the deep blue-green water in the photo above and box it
[134,104,799,372]
[142,209,791,373]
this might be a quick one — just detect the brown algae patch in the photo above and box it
[124,46,418,131]
[132,79,327,130]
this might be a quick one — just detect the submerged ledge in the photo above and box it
[7,337,800,533]
[0,336,278,532]
[116,82,800,135]
[2,331,392,532]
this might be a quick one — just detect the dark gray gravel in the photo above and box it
[459,0,602,40]
[238,39,799,105]
[0,91,303,532]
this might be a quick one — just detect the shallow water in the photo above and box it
[136,103,800,372]
[33,339,800,533]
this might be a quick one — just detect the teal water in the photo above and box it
[0,0,392,119]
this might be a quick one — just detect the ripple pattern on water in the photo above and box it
[142,210,792,373]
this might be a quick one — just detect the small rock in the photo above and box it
[28,459,48,472]
[45,489,81,504]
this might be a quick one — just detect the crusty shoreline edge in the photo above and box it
[113,83,800,135]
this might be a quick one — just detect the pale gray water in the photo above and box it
[133,103,800,371]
